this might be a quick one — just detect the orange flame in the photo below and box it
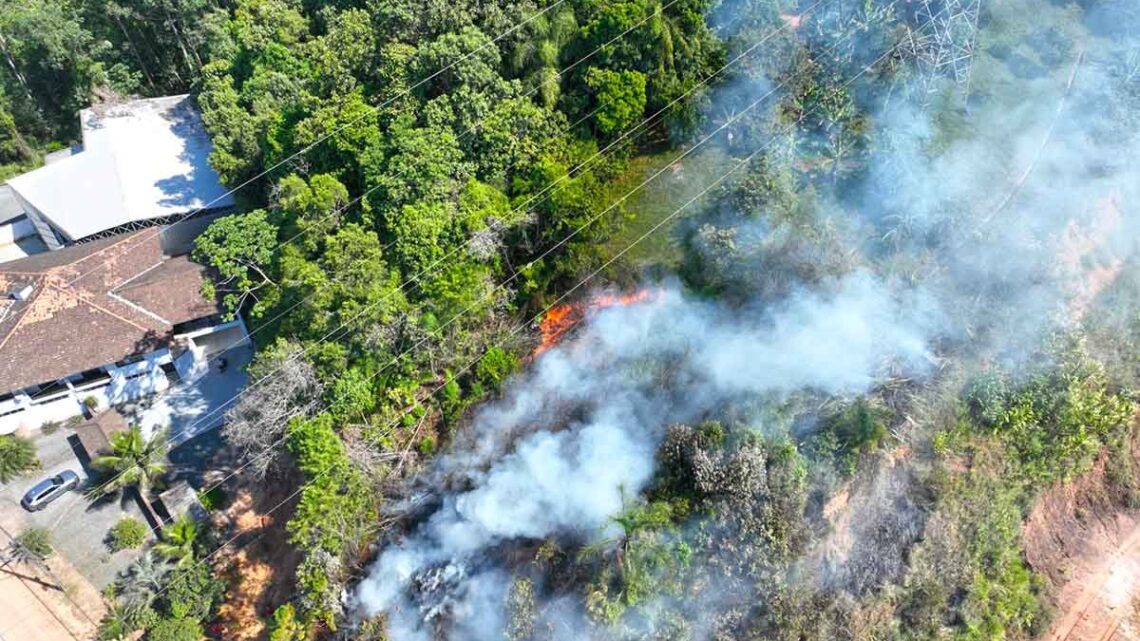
[534,288,657,355]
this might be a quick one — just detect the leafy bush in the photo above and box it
[814,398,891,475]
[0,434,39,482]
[107,517,148,551]
[268,603,305,641]
[327,367,376,423]
[159,563,223,621]
[968,360,1132,486]
[14,527,53,561]
[476,346,518,392]
[146,616,202,641]
[198,487,226,511]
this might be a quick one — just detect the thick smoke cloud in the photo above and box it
[355,275,938,638]
[355,0,1140,637]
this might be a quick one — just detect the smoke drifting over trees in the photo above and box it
[357,277,936,636]
[353,0,1140,639]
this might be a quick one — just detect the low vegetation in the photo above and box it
[0,433,38,483]
[107,517,149,552]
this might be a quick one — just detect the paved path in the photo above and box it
[0,572,78,641]
[133,345,251,446]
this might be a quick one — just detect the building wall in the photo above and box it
[0,361,171,436]
[0,318,251,435]
[11,190,66,250]
[159,209,232,255]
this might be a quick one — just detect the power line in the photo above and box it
[72,0,820,502]
[120,2,940,616]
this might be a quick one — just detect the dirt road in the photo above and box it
[0,520,104,641]
[1042,520,1140,641]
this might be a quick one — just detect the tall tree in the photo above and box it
[509,4,577,108]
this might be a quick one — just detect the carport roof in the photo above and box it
[75,409,130,458]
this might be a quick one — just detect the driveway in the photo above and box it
[0,426,151,591]
[130,344,253,445]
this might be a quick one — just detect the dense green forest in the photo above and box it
[3,0,1140,640]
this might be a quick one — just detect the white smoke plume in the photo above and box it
[355,274,939,638]
[353,0,1140,637]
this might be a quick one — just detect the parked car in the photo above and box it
[21,470,81,511]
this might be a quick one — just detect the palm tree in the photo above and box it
[90,426,169,497]
[510,5,577,108]
[116,552,169,610]
[0,433,39,482]
[95,599,143,641]
[2,527,64,589]
[154,516,198,567]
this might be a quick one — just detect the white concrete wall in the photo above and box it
[0,350,173,435]
[0,217,35,244]
[0,321,249,435]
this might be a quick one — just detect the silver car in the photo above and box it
[21,470,80,511]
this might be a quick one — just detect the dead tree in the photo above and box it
[223,343,323,480]
[899,0,983,107]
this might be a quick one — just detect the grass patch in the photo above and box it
[604,146,734,270]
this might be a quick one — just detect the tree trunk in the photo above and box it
[113,14,157,91]
[0,30,32,101]
[149,24,183,87]
[166,15,201,78]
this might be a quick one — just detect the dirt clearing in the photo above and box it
[1025,450,1140,641]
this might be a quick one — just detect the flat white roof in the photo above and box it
[6,95,234,241]
[0,186,24,225]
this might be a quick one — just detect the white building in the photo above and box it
[5,95,234,254]
[0,230,248,435]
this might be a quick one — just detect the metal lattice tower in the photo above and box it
[906,0,982,104]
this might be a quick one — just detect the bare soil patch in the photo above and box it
[1025,450,1140,641]
[211,470,303,641]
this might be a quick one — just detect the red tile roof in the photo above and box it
[0,231,223,392]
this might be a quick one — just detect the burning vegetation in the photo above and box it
[348,1,1140,639]
[534,289,658,356]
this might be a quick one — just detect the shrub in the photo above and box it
[15,527,53,561]
[107,517,148,551]
[418,435,437,456]
[268,603,305,641]
[198,486,226,511]
[83,396,99,410]
[476,346,518,392]
[816,398,891,475]
[41,420,61,436]
[0,434,39,482]
[146,616,202,641]
[160,563,223,621]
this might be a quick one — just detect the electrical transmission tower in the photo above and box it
[902,0,982,106]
